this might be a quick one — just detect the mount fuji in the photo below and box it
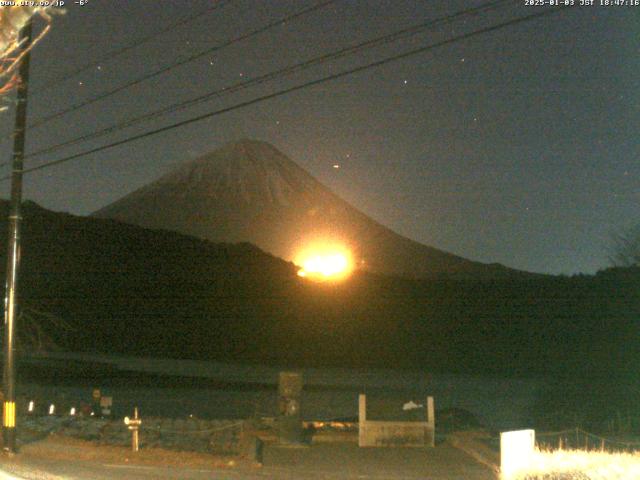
[94,139,519,278]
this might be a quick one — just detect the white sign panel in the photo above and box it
[500,429,535,478]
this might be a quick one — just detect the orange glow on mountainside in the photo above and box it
[295,242,353,281]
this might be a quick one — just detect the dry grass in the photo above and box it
[19,433,239,469]
[507,448,640,480]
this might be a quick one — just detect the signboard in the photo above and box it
[99,396,113,416]
[278,372,302,398]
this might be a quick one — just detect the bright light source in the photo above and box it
[49,404,55,415]
[28,400,34,413]
[300,253,348,277]
[295,242,353,281]
[70,407,76,416]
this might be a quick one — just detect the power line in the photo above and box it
[0,6,574,182]
[22,0,515,161]
[25,0,336,130]
[35,0,235,94]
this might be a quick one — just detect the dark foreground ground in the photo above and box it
[0,434,497,480]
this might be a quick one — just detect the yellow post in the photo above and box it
[3,402,15,428]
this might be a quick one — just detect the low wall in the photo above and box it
[358,394,434,447]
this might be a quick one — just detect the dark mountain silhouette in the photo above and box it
[0,200,638,384]
[94,139,521,279]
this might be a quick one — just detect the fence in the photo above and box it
[536,427,640,453]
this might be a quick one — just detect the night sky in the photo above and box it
[0,0,637,275]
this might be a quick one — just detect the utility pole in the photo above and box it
[3,20,33,454]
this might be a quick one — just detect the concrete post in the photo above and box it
[426,396,435,447]
[124,407,142,452]
[359,394,366,423]
[358,394,368,447]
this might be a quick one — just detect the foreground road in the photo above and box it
[0,435,497,479]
